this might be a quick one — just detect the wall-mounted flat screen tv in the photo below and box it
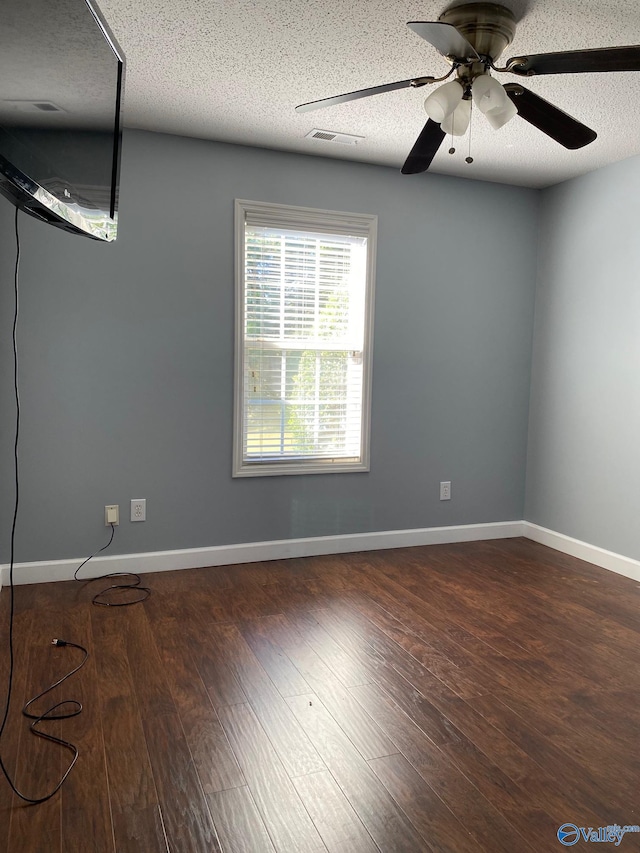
[0,0,124,241]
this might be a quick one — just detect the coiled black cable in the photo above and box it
[17,640,88,803]
[73,522,150,606]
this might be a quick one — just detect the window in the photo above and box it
[233,199,377,477]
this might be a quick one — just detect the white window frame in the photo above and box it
[233,199,377,477]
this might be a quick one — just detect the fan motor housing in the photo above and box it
[439,2,516,61]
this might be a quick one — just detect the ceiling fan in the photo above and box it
[295,1,640,174]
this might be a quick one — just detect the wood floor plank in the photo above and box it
[203,583,281,623]
[152,616,246,794]
[468,692,635,821]
[243,560,317,587]
[368,752,483,853]
[141,710,222,853]
[293,770,379,853]
[239,616,313,698]
[91,612,159,808]
[55,607,113,853]
[535,684,640,742]
[250,556,332,586]
[439,727,562,847]
[395,547,640,681]
[342,598,482,693]
[345,583,478,670]
[91,609,169,853]
[4,538,640,853]
[217,701,326,852]
[313,604,466,745]
[314,598,453,697]
[342,586,519,699]
[261,578,328,614]
[286,693,431,853]
[206,621,326,778]
[0,604,34,851]
[369,552,547,654]
[122,607,176,718]
[186,615,248,710]
[468,539,640,638]
[363,559,572,698]
[6,642,63,853]
[110,804,168,853]
[526,632,640,693]
[255,613,397,761]
[7,589,98,853]
[288,610,371,689]
[207,786,276,853]
[438,696,605,829]
[495,686,640,794]
[350,681,538,853]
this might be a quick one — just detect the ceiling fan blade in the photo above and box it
[296,79,419,113]
[504,84,597,149]
[401,119,446,174]
[407,21,479,61]
[506,45,640,76]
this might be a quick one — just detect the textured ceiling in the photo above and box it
[99,0,640,187]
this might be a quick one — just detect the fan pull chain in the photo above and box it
[449,127,455,155]
[466,98,474,164]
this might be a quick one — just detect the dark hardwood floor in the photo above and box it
[1,537,639,852]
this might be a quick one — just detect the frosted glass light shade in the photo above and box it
[484,97,517,129]
[472,74,505,113]
[441,98,471,136]
[472,74,517,130]
[424,80,463,123]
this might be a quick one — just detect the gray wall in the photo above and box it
[1,130,538,564]
[526,155,640,561]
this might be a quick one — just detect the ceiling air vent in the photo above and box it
[305,129,364,145]
[3,100,65,113]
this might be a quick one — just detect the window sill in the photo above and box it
[232,459,369,477]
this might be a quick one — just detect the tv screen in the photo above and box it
[0,0,124,241]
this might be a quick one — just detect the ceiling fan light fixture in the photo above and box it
[472,74,505,111]
[298,2,613,175]
[484,96,518,129]
[472,73,517,129]
[424,79,463,122]
[441,98,471,136]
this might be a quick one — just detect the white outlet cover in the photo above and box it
[105,504,119,525]
[131,499,146,522]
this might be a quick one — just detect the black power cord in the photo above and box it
[73,522,151,606]
[0,208,149,807]
[0,638,89,805]
[0,207,90,803]
[16,640,88,803]
[0,207,24,793]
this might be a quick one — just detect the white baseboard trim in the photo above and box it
[0,520,524,587]
[3,520,637,590]
[523,522,640,584]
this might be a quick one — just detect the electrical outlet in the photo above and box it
[131,498,146,522]
[105,504,119,525]
[439,481,451,501]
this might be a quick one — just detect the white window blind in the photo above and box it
[234,200,376,477]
